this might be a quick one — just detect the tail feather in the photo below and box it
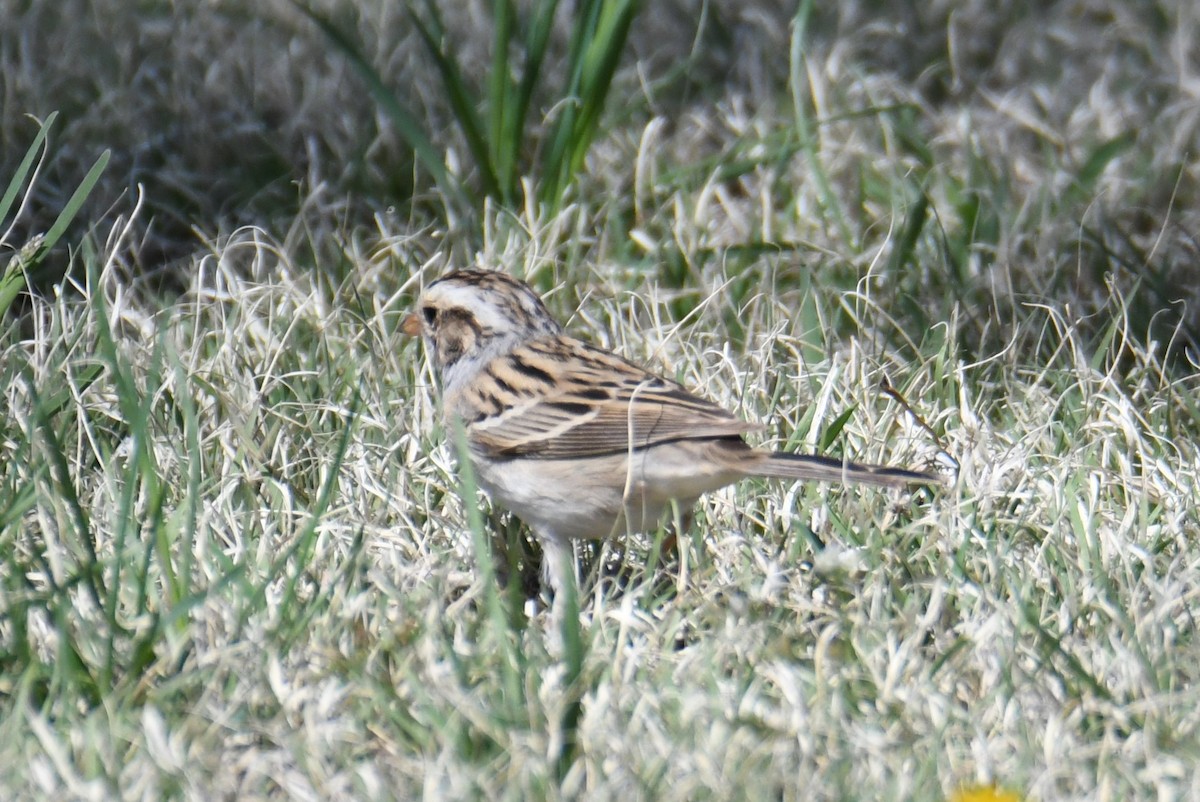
[755,451,943,488]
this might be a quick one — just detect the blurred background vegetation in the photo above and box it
[4,1,1197,359]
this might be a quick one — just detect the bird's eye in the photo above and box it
[422,306,438,324]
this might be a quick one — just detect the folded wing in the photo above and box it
[468,337,761,459]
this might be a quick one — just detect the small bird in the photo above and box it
[404,270,942,597]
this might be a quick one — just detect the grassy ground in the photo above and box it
[3,1,1200,799]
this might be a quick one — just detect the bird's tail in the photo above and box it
[755,452,944,488]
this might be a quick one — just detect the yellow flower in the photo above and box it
[949,787,1023,802]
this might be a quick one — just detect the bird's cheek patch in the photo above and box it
[438,329,473,364]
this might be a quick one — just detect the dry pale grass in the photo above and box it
[3,1,1200,800]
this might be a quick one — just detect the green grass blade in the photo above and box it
[819,405,857,452]
[1,115,105,318]
[539,0,636,207]
[0,478,37,532]
[0,111,57,232]
[789,0,853,248]
[488,0,517,195]
[0,247,30,320]
[556,562,584,781]
[290,0,468,211]
[887,188,930,275]
[565,0,635,177]
[505,0,561,197]
[174,357,202,620]
[254,386,360,642]
[406,2,502,200]
[450,420,526,708]
[1062,133,1134,208]
[27,378,105,608]
[539,0,600,201]
[85,253,177,689]
[33,149,109,261]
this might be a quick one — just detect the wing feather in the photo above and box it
[467,338,762,459]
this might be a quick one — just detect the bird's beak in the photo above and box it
[401,312,423,337]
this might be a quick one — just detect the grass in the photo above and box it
[3,1,1200,799]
